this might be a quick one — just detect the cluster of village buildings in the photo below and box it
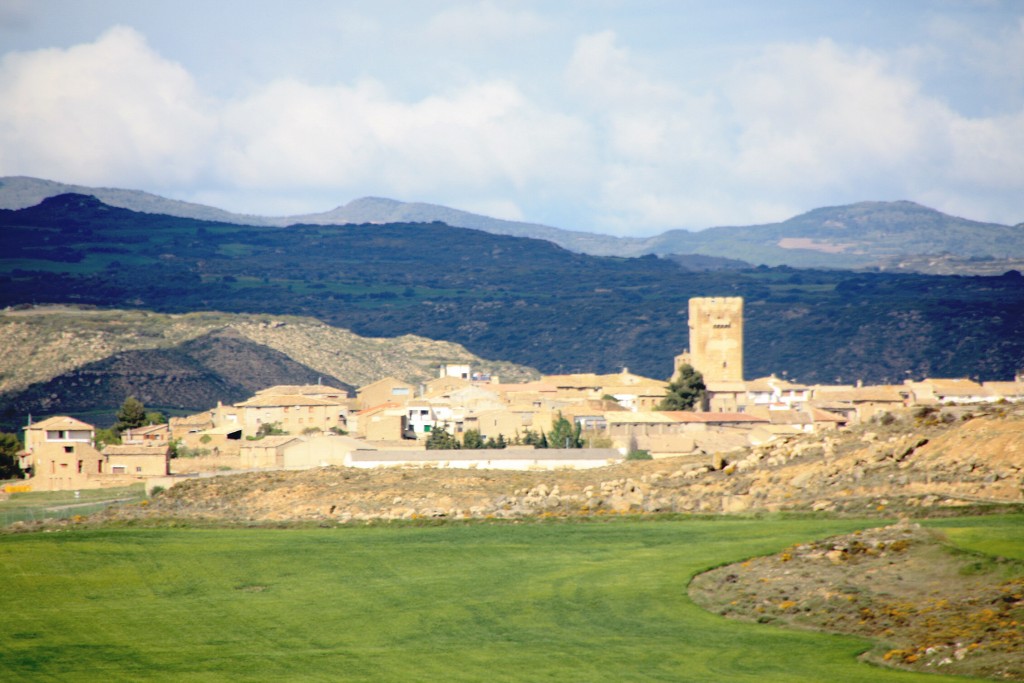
[12,298,1024,492]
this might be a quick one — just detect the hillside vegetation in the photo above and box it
[0,306,537,428]
[2,195,1024,386]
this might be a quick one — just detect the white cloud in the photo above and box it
[563,31,1024,230]
[566,30,679,108]
[1,19,1022,234]
[0,26,214,186]
[216,77,594,200]
[727,39,943,186]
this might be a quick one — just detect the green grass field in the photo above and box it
[0,484,146,526]
[1,515,1015,682]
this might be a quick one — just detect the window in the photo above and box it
[112,465,126,474]
[136,466,142,473]
[77,460,83,473]
[64,445,74,453]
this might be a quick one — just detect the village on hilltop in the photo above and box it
[11,297,1024,494]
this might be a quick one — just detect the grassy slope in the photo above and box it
[923,515,1024,562]
[0,517,984,682]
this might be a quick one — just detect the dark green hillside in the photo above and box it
[2,194,1023,386]
[0,329,350,427]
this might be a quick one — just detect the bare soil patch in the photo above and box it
[690,521,1024,680]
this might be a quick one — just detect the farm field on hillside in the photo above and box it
[0,517,1000,682]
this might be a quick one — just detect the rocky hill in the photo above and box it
[690,520,1023,680]
[0,305,538,427]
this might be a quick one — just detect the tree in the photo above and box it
[658,364,707,411]
[144,411,167,425]
[256,422,286,438]
[486,434,508,449]
[114,396,147,433]
[425,424,460,450]
[0,432,23,480]
[547,412,582,449]
[93,428,121,449]
[462,429,485,449]
[520,428,542,447]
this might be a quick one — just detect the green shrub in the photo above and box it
[626,449,652,461]
[913,405,937,419]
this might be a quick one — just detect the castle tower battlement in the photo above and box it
[674,297,744,383]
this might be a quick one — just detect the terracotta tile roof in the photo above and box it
[356,402,402,416]
[241,435,303,448]
[661,412,769,423]
[920,378,990,397]
[256,384,350,397]
[605,412,675,424]
[810,408,848,423]
[236,394,344,407]
[102,444,169,457]
[27,416,93,431]
[983,381,1024,397]
[128,424,169,435]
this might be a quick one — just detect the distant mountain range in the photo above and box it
[3,176,1021,273]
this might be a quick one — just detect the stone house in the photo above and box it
[907,378,993,405]
[18,416,104,490]
[540,370,665,406]
[809,385,909,424]
[423,375,472,397]
[352,403,408,441]
[232,393,349,436]
[255,384,350,401]
[169,411,215,443]
[121,423,170,445]
[744,376,812,410]
[239,435,304,469]
[463,406,556,442]
[356,377,416,410]
[17,416,169,491]
[598,371,668,411]
[704,381,748,412]
[100,444,170,477]
[982,379,1024,403]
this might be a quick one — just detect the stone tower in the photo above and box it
[674,297,743,383]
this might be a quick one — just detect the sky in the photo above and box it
[0,0,1022,235]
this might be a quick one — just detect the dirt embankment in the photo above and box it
[101,405,1024,525]
[690,522,1024,681]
